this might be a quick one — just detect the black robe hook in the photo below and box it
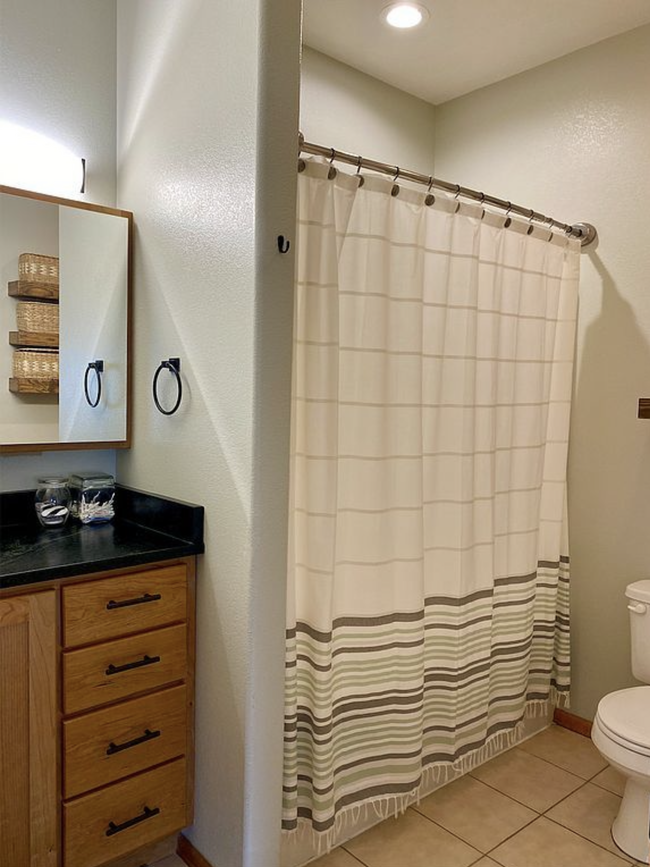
[277,235,291,254]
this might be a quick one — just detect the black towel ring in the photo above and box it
[84,360,104,407]
[153,357,182,416]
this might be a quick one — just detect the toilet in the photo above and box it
[592,580,650,863]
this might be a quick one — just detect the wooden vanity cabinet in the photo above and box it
[0,590,58,867]
[0,557,195,867]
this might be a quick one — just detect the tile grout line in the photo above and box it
[411,791,540,859]
[477,809,539,857]
[513,740,608,780]
[465,769,546,813]
[524,746,638,863]
[475,775,616,859]
[543,813,637,866]
[463,739,605,810]
[475,773,635,866]
[338,845,371,867]
[540,774,604,814]
[467,849,497,867]
[592,778,628,796]
[417,769,561,861]
[459,748,624,860]
[404,804,489,858]
[344,804,486,863]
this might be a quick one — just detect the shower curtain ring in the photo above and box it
[356,155,365,187]
[527,208,536,235]
[391,167,401,197]
[328,147,337,180]
[545,216,555,242]
[453,184,463,213]
[425,176,435,206]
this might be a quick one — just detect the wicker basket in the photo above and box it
[18,253,59,286]
[13,349,59,379]
[16,301,59,334]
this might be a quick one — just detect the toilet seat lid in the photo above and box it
[596,687,650,754]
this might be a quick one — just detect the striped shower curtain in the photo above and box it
[283,160,580,839]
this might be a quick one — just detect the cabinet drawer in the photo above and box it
[64,758,187,867]
[63,684,187,799]
[63,624,187,714]
[63,565,187,648]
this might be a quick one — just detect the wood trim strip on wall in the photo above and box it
[553,707,593,738]
[177,833,214,867]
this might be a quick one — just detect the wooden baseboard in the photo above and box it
[553,707,593,737]
[177,833,214,867]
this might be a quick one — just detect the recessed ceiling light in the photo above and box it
[381,3,430,29]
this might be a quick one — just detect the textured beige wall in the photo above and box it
[435,24,650,719]
[301,47,436,173]
[116,2,301,865]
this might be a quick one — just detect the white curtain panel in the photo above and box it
[283,160,580,838]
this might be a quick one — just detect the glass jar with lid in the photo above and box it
[35,477,71,527]
[68,472,115,524]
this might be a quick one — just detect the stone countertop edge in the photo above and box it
[0,484,204,589]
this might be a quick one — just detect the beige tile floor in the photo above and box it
[310,724,649,867]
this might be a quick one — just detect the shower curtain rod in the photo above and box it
[298,133,598,249]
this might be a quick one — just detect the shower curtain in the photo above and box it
[283,160,580,839]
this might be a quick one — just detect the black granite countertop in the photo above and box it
[0,485,204,590]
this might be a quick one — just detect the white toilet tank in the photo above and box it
[626,580,650,682]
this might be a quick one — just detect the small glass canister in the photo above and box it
[68,472,115,524]
[35,477,71,527]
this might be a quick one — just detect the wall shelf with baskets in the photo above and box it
[7,253,60,396]
[9,377,60,395]
[9,331,59,349]
[8,281,59,301]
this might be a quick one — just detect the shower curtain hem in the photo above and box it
[282,691,566,855]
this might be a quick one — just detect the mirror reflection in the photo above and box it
[0,188,130,449]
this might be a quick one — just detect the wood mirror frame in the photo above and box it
[0,185,132,454]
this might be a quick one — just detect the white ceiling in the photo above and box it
[302,0,650,105]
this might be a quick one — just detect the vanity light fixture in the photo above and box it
[0,121,86,196]
[381,2,430,29]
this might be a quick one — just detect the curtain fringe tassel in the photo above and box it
[283,692,566,857]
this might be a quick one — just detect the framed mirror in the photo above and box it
[0,186,132,453]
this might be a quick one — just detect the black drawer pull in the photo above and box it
[105,805,160,837]
[106,592,162,610]
[105,654,161,676]
[106,728,161,756]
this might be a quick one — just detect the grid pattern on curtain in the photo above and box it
[283,161,580,837]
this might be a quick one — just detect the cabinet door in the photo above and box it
[0,591,57,867]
